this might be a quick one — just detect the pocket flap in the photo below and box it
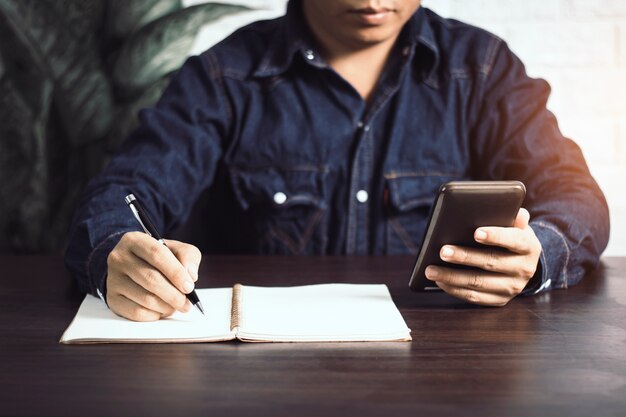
[229,166,328,211]
[386,173,464,212]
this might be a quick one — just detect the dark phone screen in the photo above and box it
[408,181,525,291]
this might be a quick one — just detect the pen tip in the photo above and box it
[196,301,205,315]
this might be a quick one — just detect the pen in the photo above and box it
[124,194,205,315]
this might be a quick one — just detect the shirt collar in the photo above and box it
[399,6,441,88]
[252,0,319,78]
[253,1,440,81]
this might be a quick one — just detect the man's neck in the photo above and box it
[328,37,399,103]
[305,20,400,103]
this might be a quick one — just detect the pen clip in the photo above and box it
[128,203,152,237]
[125,193,167,246]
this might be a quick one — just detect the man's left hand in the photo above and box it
[425,208,542,307]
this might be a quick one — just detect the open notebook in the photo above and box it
[60,283,412,344]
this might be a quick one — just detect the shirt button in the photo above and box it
[357,121,364,129]
[356,190,368,203]
[402,46,410,56]
[273,192,287,205]
[304,49,315,60]
[363,125,371,132]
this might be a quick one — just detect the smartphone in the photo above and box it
[408,181,526,292]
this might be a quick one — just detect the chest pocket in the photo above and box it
[385,173,465,254]
[229,166,329,254]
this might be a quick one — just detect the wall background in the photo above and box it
[187,0,625,255]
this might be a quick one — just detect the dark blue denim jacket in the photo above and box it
[66,1,609,301]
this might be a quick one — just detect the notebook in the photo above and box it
[60,283,412,344]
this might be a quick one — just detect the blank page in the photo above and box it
[236,284,411,342]
[60,288,235,343]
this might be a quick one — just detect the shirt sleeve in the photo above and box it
[470,38,610,293]
[64,52,230,300]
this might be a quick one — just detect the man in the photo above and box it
[65,0,609,321]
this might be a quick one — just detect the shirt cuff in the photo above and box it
[522,221,571,295]
[86,231,128,305]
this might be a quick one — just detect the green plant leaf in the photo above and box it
[106,0,183,40]
[0,49,4,79]
[0,75,52,251]
[0,0,115,146]
[112,3,250,95]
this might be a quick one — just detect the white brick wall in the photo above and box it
[504,22,614,67]
[187,0,626,255]
[617,23,626,66]
[445,0,560,21]
[566,0,626,17]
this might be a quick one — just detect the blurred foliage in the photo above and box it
[0,0,249,253]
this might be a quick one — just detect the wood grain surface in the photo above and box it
[1,255,625,417]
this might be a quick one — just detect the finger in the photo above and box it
[125,255,190,312]
[107,293,162,322]
[473,226,534,254]
[439,245,529,276]
[107,240,189,312]
[110,274,178,317]
[435,282,511,307]
[472,208,528,244]
[165,240,202,283]
[513,208,530,229]
[425,265,525,297]
[126,233,196,294]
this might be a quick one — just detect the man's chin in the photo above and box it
[345,28,397,48]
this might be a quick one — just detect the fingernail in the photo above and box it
[182,280,194,293]
[183,300,192,312]
[426,266,439,279]
[475,230,487,241]
[441,246,454,258]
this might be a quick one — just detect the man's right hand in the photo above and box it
[106,232,202,321]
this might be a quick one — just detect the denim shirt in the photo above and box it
[65,2,609,301]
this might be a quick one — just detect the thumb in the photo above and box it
[514,208,530,229]
[164,240,202,282]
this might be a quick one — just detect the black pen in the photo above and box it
[124,194,205,315]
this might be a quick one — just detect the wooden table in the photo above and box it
[1,255,625,417]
